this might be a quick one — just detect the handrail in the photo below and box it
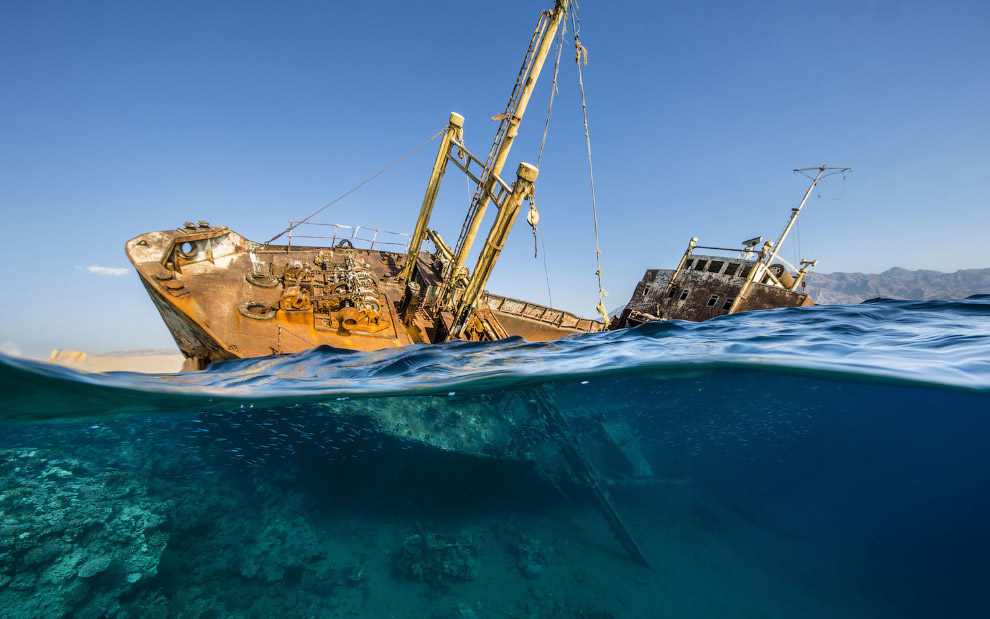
[692,245,756,253]
[286,221,411,252]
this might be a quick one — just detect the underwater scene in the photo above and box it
[2,297,989,618]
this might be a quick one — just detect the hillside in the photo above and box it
[805,267,990,305]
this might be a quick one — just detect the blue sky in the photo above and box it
[1,0,988,358]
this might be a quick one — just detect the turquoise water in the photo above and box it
[2,297,989,617]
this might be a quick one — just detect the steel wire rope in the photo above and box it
[797,168,848,192]
[781,168,846,258]
[821,171,848,201]
[794,217,802,277]
[791,168,849,287]
[530,14,567,309]
[791,173,804,274]
[264,128,445,246]
[276,323,316,351]
[570,8,610,326]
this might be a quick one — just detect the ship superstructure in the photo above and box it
[613,166,851,328]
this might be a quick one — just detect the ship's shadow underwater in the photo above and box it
[3,365,990,618]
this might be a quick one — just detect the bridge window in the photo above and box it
[707,261,724,274]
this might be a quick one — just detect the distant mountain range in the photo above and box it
[805,267,990,305]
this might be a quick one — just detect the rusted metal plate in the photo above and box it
[126,226,597,366]
[126,227,419,363]
[482,293,605,341]
[615,253,814,327]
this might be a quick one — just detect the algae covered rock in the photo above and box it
[514,534,550,580]
[77,555,113,578]
[395,530,479,588]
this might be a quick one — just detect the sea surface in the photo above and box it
[2,297,989,618]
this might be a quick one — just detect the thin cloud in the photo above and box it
[77,265,130,276]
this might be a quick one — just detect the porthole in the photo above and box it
[177,241,197,259]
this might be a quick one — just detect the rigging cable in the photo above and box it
[541,227,553,308]
[794,216,802,273]
[453,11,550,257]
[530,12,567,308]
[571,8,610,327]
[823,170,848,200]
[264,128,445,245]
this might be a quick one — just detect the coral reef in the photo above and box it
[0,412,643,618]
[0,447,168,618]
[394,530,479,590]
[514,534,551,580]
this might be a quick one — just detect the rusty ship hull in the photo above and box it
[614,257,814,328]
[126,223,603,370]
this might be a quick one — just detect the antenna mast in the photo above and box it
[763,165,852,271]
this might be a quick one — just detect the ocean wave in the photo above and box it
[2,298,989,423]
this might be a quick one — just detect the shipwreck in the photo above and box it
[125,0,654,567]
[126,1,605,373]
[121,0,851,568]
[612,165,851,329]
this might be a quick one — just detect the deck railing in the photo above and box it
[286,222,411,252]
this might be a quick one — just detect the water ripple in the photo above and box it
[2,297,989,422]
